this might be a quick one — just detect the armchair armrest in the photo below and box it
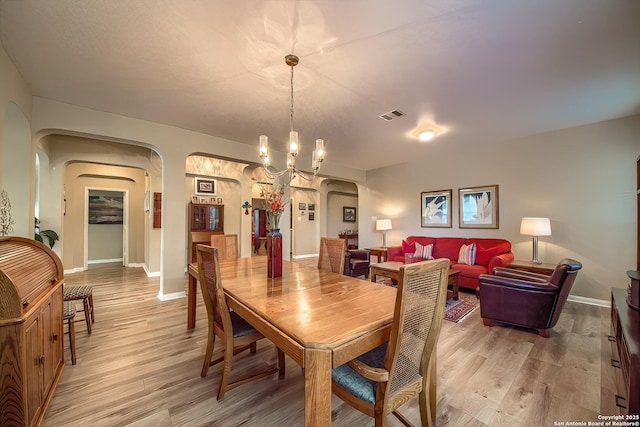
[348,359,389,382]
[493,267,550,283]
[386,245,402,261]
[347,249,370,262]
[479,274,558,292]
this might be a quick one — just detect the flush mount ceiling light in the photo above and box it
[258,54,325,182]
[417,129,436,142]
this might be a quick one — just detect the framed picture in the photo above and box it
[209,197,216,204]
[217,197,223,204]
[194,178,216,195]
[309,212,315,221]
[343,206,356,222]
[199,197,209,204]
[299,202,306,210]
[191,195,198,204]
[421,189,452,228]
[88,194,124,224]
[308,203,315,211]
[458,185,499,229]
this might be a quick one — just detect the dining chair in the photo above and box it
[331,258,450,427]
[210,234,239,260]
[318,237,347,274]
[196,244,285,401]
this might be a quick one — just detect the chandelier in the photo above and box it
[258,54,325,181]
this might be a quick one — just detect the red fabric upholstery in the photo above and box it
[386,236,514,290]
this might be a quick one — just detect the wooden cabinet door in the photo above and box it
[43,288,63,397]
[24,314,43,427]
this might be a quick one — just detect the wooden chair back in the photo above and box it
[196,244,230,334]
[210,234,239,260]
[317,237,346,274]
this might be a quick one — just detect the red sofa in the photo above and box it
[386,236,514,290]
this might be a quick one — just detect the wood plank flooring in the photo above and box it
[43,259,618,426]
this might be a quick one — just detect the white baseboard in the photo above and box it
[567,294,610,308]
[292,253,319,259]
[139,263,160,277]
[64,267,86,275]
[157,291,185,301]
[88,258,123,265]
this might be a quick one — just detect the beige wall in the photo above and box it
[64,163,146,270]
[1,46,33,236]
[362,115,640,302]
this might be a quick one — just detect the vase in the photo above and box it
[267,228,283,278]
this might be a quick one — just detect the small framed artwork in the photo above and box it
[421,189,452,228]
[458,185,499,229]
[217,197,223,204]
[308,203,315,211]
[343,206,356,222]
[299,202,306,210]
[309,212,315,221]
[191,195,198,204]
[194,178,216,195]
[209,197,216,204]
[199,197,209,204]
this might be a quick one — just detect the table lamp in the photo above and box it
[376,219,392,248]
[520,217,551,264]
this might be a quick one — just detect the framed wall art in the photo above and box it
[194,178,216,195]
[421,189,452,228]
[299,202,306,210]
[309,212,315,221]
[343,206,356,222]
[458,185,499,229]
[308,203,315,211]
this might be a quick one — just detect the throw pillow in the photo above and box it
[402,240,416,255]
[414,242,433,259]
[458,243,476,265]
[475,246,500,265]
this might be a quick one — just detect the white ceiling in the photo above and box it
[1,1,639,172]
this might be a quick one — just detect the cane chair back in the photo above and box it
[196,244,285,400]
[331,258,450,426]
[317,237,346,274]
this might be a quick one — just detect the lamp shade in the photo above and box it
[520,217,551,236]
[376,219,392,231]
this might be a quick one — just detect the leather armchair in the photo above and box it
[344,249,371,278]
[478,258,582,337]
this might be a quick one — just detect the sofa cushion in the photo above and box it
[432,237,466,260]
[475,245,500,266]
[402,240,416,255]
[414,242,433,259]
[458,243,476,265]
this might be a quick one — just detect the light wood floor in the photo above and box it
[43,259,618,426]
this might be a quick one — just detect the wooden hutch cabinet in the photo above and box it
[1,237,65,427]
[188,203,224,263]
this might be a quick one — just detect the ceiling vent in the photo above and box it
[379,109,406,121]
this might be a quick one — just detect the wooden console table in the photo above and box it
[610,288,639,415]
[366,247,388,263]
[338,233,358,249]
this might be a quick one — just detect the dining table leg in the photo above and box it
[304,347,332,426]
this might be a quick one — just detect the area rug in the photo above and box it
[377,278,479,323]
[444,292,480,323]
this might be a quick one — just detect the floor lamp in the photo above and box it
[376,219,392,248]
[520,217,551,264]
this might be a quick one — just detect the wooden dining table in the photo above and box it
[187,257,397,426]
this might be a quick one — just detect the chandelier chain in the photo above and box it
[290,63,295,133]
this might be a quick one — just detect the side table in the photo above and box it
[366,247,388,263]
[506,260,556,275]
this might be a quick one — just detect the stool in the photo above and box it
[64,285,95,334]
[63,300,77,365]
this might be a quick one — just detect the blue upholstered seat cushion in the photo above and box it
[331,343,388,404]
[229,311,258,338]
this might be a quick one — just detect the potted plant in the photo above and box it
[35,217,59,248]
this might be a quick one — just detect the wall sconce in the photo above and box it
[520,217,551,264]
[376,219,392,248]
